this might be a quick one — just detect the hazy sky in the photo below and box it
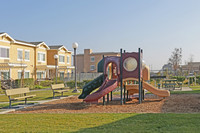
[1,0,200,70]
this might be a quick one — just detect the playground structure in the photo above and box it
[79,48,170,104]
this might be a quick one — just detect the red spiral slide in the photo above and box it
[84,79,118,103]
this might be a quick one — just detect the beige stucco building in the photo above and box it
[0,32,74,80]
[47,45,74,79]
[76,49,120,73]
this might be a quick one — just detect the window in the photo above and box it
[17,49,23,61]
[38,52,45,62]
[67,55,70,64]
[1,72,9,80]
[18,71,22,79]
[90,56,95,62]
[37,71,45,79]
[25,50,30,61]
[59,55,65,63]
[90,65,95,70]
[60,72,64,80]
[0,47,9,59]
[24,72,29,78]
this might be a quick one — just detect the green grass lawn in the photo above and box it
[170,88,200,94]
[0,113,199,133]
[0,89,81,102]
[189,85,200,89]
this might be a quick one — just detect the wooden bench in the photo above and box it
[51,84,68,98]
[5,88,36,108]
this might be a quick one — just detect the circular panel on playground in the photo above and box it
[123,57,138,72]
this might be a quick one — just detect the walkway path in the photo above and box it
[0,96,72,114]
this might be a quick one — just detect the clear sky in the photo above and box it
[1,0,200,70]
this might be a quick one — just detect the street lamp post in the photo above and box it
[72,42,80,93]
[54,54,59,84]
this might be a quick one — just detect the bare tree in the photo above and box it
[168,48,182,76]
[189,54,194,63]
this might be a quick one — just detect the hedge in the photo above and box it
[14,78,34,88]
[65,80,92,89]
[171,76,185,82]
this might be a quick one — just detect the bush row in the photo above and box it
[11,78,92,89]
[65,80,92,89]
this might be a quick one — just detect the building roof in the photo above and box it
[15,39,49,49]
[48,45,71,53]
[77,52,120,56]
[29,41,44,45]
[15,39,34,44]
[49,45,64,49]
[14,39,39,47]
[90,52,120,55]
[0,32,5,35]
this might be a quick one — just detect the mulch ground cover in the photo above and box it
[10,94,200,114]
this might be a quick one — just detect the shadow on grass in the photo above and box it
[73,113,200,133]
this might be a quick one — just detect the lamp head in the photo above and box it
[54,54,59,59]
[72,42,78,49]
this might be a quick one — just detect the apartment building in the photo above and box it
[0,32,73,80]
[47,45,74,79]
[0,33,35,80]
[181,62,200,74]
[76,49,120,73]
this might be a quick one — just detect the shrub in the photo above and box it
[66,81,75,89]
[171,76,185,82]
[78,82,85,89]
[196,76,200,84]
[65,81,85,89]
[39,80,53,87]
[34,85,44,89]
[83,80,93,85]
[14,78,34,88]
[183,79,188,84]
[188,77,195,84]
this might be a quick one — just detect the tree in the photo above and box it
[189,54,194,63]
[168,48,182,76]
[188,54,194,73]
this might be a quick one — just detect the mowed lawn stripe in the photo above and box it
[0,113,199,133]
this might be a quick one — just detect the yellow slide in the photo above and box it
[143,81,170,97]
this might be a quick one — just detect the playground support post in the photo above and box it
[103,96,105,105]
[102,55,106,105]
[123,50,126,104]
[138,48,142,104]
[142,80,144,100]
[107,93,109,103]
[123,85,126,104]
[110,91,112,101]
[126,90,129,101]
[120,48,123,105]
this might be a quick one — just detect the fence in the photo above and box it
[64,73,103,82]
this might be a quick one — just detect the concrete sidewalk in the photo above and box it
[0,96,73,114]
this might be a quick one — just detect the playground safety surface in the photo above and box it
[10,94,200,114]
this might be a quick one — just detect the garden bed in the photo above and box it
[10,94,200,114]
